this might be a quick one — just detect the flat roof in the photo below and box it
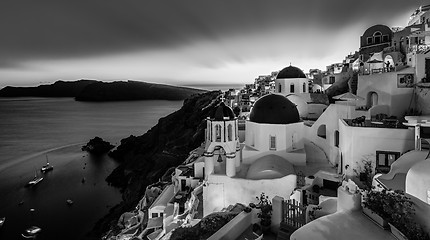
[377,173,406,192]
[150,184,174,209]
[291,210,396,240]
[146,217,163,229]
[345,119,408,129]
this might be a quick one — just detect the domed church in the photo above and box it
[275,65,309,95]
[243,93,306,165]
[202,95,306,215]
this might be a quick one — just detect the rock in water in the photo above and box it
[82,137,115,156]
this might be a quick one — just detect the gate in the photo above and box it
[282,199,306,230]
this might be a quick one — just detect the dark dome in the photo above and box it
[276,66,306,79]
[249,94,300,124]
[210,102,235,121]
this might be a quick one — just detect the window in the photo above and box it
[303,83,306,93]
[215,124,222,142]
[227,124,233,141]
[372,31,381,44]
[269,135,276,150]
[334,130,339,147]
[382,35,389,42]
[406,37,410,45]
[367,37,373,45]
[152,213,158,218]
[376,151,400,173]
[279,84,282,93]
[329,76,335,84]
[290,83,295,93]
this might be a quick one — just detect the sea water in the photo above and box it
[0,97,182,240]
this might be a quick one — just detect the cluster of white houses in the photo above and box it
[108,5,430,240]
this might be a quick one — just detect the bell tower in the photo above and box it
[204,100,239,178]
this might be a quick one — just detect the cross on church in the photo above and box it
[220,95,226,102]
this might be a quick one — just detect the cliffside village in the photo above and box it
[106,5,430,240]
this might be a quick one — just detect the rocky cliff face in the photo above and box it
[87,91,221,239]
[326,71,358,103]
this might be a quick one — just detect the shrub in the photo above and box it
[364,190,430,240]
[256,192,272,227]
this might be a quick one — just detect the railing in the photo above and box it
[360,67,395,75]
[408,44,430,53]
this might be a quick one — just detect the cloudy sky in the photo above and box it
[0,0,426,88]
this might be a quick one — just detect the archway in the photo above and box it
[366,91,378,108]
[317,125,326,139]
[384,55,394,71]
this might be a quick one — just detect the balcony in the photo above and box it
[408,44,430,53]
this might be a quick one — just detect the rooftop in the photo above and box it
[344,119,408,129]
[150,184,175,209]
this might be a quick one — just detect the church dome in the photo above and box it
[276,66,306,79]
[249,94,300,124]
[210,102,235,120]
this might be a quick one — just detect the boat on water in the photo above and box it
[21,226,42,238]
[40,155,53,173]
[66,199,74,205]
[27,171,43,186]
[0,217,5,227]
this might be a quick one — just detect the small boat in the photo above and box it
[0,217,5,227]
[66,199,74,205]
[27,171,43,186]
[21,226,42,238]
[41,155,53,173]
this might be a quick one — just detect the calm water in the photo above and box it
[0,98,182,240]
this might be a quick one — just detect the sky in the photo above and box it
[0,0,427,88]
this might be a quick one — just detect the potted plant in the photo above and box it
[364,190,430,240]
[255,192,272,233]
[362,189,389,229]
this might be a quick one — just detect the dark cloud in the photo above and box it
[0,0,423,70]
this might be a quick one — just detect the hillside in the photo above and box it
[0,80,207,101]
[86,91,221,239]
[0,80,96,97]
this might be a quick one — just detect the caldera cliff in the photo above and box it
[86,91,221,239]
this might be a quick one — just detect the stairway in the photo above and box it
[277,221,296,240]
[349,73,358,94]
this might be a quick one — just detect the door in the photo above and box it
[181,179,186,191]
[425,58,430,82]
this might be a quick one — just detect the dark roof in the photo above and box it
[249,94,300,124]
[276,66,306,79]
[210,102,235,121]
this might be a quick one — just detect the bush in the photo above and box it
[170,212,237,240]
[170,226,199,240]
